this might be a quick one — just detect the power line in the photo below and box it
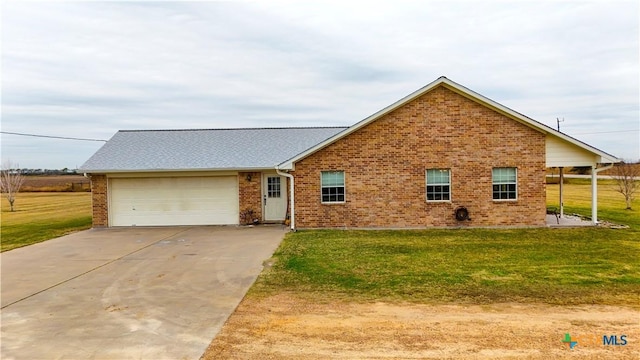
[2,128,636,142]
[0,131,107,142]
[571,129,640,135]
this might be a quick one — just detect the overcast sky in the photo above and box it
[2,0,639,169]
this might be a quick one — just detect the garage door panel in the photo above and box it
[110,176,238,226]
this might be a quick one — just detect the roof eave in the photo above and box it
[439,80,621,164]
[81,166,279,174]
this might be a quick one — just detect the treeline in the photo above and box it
[9,168,80,176]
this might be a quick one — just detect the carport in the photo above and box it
[545,133,618,224]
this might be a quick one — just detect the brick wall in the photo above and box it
[89,174,108,227]
[291,85,547,228]
[238,172,263,224]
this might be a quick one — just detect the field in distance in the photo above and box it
[1,192,92,252]
[21,174,90,192]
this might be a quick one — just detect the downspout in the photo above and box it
[591,163,614,224]
[276,166,295,231]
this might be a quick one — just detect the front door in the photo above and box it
[263,174,287,222]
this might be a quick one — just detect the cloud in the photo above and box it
[2,0,638,168]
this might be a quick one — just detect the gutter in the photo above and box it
[79,167,278,174]
[275,166,295,231]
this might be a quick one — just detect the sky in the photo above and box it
[2,0,639,169]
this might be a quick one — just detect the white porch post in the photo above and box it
[591,166,598,224]
[559,167,564,218]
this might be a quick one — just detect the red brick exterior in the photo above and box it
[290,85,547,228]
[238,172,263,224]
[89,174,108,227]
[87,86,547,228]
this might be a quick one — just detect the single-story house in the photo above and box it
[80,76,619,229]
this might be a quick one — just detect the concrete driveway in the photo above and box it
[1,226,286,360]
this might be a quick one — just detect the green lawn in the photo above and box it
[1,192,92,252]
[3,179,639,306]
[252,179,640,305]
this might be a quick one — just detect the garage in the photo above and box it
[109,176,238,226]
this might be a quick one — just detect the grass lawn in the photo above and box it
[252,179,640,305]
[1,192,92,252]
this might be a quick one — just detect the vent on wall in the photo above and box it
[455,207,471,221]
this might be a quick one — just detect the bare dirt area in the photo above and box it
[203,294,639,359]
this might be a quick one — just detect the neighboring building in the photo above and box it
[80,77,619,229]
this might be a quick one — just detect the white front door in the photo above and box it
[263,174,287,222]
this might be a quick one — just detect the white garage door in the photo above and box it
[110,176,238,226]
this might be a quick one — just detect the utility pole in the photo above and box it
[557,117,564,132]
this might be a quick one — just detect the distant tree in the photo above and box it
[1,160,26,212]
[611,161,640,210]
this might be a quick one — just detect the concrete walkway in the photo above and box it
[1,226,286,360]
[546,214,594,227]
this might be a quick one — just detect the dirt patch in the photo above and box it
[203,294,639,359]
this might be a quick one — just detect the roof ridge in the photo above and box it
[119,126,349,132]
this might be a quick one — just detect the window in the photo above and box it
[267,177,281,198]
[321,171,345,203]
[492,167,517,200]
[426,169,451,201]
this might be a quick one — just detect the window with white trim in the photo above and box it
[321,171,345,203]
[426,169,451,201]
[492,167,517,200]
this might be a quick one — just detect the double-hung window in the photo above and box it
[492,167,517,200]
[426,169,451,201]
[321,171,345,203]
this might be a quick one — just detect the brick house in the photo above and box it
[80,77,619,229]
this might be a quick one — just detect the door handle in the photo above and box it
[263,195,267,205]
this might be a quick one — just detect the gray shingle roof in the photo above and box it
[79,127,347,172]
